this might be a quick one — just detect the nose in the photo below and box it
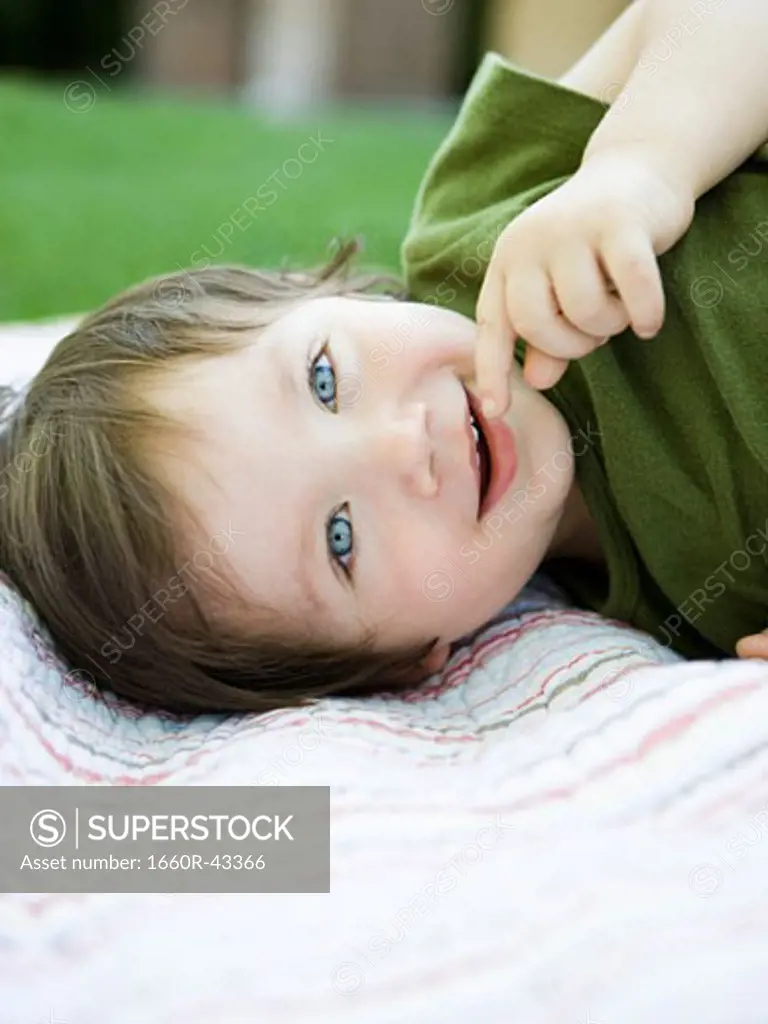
[374,401,437,498]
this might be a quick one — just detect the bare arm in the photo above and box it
[558,1,645,103]
[581,0,768,201]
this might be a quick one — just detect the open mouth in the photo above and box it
[464,386,492,518]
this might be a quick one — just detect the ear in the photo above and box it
[421,643,450,675]
[398,643,451,685]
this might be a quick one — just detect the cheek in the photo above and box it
[364,326,412,377]
[368,510,536,644]
[369,512,464,609]
[364,312,473,382]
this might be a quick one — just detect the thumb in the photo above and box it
[522,345,569,391]
[735,629,768,659]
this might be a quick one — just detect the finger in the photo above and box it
[506,267,606,362]
[475,263,516,418]
[735,631,768,659]
[600,228,665,339]
[522,346,570,391]
[550,244,632,339]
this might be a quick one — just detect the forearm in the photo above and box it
[558,2,645,103]
[582,0,768,201]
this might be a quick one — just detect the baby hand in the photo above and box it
[735,631,768,661]
[474,150,695,417]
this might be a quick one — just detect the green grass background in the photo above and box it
[0,76,454,321]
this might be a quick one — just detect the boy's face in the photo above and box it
[146,296,577,672]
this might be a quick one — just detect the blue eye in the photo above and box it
[307,340,355,581]
[327,503,354,578]
[310,344,337,412]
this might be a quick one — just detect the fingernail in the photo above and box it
[481,396,497,418]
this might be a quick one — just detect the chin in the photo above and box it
[508,390,573,510]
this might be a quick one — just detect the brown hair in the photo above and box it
[0,240,438,715]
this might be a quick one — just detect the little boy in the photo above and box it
[2,1,768,718]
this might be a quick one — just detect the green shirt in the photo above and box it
[401,53,768,660]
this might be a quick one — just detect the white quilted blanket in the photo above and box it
[2,318,768,1023]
